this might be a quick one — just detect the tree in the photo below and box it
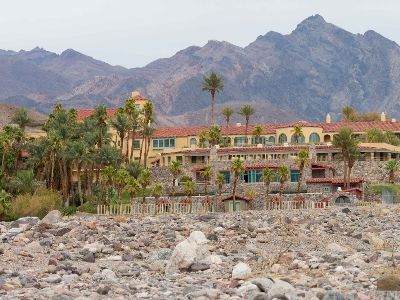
[124,98,140,162]
[93,105,108,149]
[100,166,116,206]
[183,179,196,203]
[124,176,139,205]
[126,161,143,179]
[221,107,234,128]
[198,130,208,148]
[11,108,30,132]
[110,111,130,156]
[252,125,263,144]
[208,125,221,147]
[0,190,11,221]
[138,169,152,203]
[278,165,289,196]
[142,124,154,168]
[168,160,182,201]
[139,102,155,165]
[239,105,255,142]
[200,164,213,197]
[215,173,225,210]
[202,71,224,125]
[261,167,273,207]
[333,127,359,189]
[152,183,164,201]
[386,159,398,184]
[342,106,358,122]
[295,150,309,193]
[291,125,304,144]
[231,158,244,207]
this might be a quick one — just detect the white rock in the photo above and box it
[165,231,210,274]
[200,255,223,265]
[267,279,295,298]
[237,283,259,296]
[232,262,252,280]
[41,210,62,224]
[101,269,117,282]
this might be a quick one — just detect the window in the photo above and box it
[240,169,262,183]
[190,138,197,146]
[152,138,176,149]
[278,134,287,144]
[290,170,300,182]
[191,156,197,164]
[234,137,248,146]
[220,171,230,184]
[168,156,171,164]
[133,140,140,149]
[309,133,320,144]
[251,136,266,144]
[291,134,305,144]
[176,156,183,162]
[268,136,276,144]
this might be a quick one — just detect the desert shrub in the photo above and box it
[77,202,97,214]
[0,190,12,221]
[11,187,63,219]
[61,206,77,216]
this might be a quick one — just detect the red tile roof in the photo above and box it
[76,108,118,121]
[321,121,400,133]
[221,195,250,202]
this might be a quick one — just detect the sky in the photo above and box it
[1,0,399,68]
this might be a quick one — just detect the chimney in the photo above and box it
[392,118,397,123]
[235,123,242,127]
[325,113,331,124]
[381,112,386,122]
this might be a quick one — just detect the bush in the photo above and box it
[61,206,77,216]
[77,202,97,214]
[11,187,63,219]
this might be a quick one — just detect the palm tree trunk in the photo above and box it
[172,178,176,201]
[77,162,83,206]
[120,135,124,156]
[139,134,144,164]
[297,168,302,193]
[1,147,6,176]
[232,175,238,211]
[129,131,136,162]
[211,92,215,125]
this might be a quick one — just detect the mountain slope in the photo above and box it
[1,15,400,125]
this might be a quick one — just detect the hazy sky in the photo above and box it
[1,0,399,68]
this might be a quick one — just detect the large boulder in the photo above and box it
[165,231,209,274]
[232,262,252,280]
[41,210,62,225]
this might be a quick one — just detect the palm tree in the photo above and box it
[342,106,358,122]
[93,105,108,149]
[291,125,303,144]
[252,125,263,145]
[200,164,213,197]
[152,183,164,202]
[239,105,255,143]
[110,111,130,157]
[114,169,129,206]
[100,166,116,206]
[11,108,30,132]
[208,125,221,147]
[386,159,398,184]
[231,158,244,206]
[202,71,224,125]
[261,167,273,207]
[278,165,289,196]
[198,130,208,148]
[333,127,359,189]
[221,107,234,128]
[183,179,196,204]
[126,161,143,179]
[139,102,155,165]
[295,150,309,193]
[138,169,152,203]
[168,160,182,200]
[0,190,11,221]
[215,173,225,211]
[142,125,154,168]
[124,98,140,162]
[124,176,139,205]
[347,147,359,189]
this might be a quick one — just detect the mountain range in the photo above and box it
[1,14,400,126]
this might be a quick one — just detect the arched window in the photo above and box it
[268,136,276,144]
[251,136,266,144]
[291,134,305,144]
[309,133,320,144]
[190,137,197,146]
[324,135,331,142]
[278,134,287,144]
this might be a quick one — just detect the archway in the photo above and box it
[324,135,331,143]
[335,196,351,204]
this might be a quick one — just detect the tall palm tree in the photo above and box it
[296,150,309,193]
[202,71,224,125]
[168,160,182,200]
[124,176,139,205]
[261,167,273,207]
[221,107,234,128]
[100,166,116,206]
[386,159,398,184]
[113,169,130,206]
[183,179,196,204]
[291,125,303,144]
[208,125,221,147]
[278,165,289,196]
[152,183,164,202]
[142,125,154,168]
[239,105,255,143]
[215,173,225,210]
[110,111,130,157]
[124,98,140,162]
[93,105,108,149]
[139,102,155,165]
[333,127,359,189]
[252,125,263,144]
[231,158,244,206]
[198,130,208,148]
[200,164,213,197]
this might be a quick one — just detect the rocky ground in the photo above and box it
[1,206,400,299]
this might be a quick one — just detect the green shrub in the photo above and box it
[0,189,12,221]
[11,187,63,219]
[61,206,77,216]
[77,202,97,214]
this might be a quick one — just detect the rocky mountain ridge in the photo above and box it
[1,15,400,126]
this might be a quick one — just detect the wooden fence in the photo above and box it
[266,200,328,210]
[97,203,214,216]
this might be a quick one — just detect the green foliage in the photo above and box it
[11,108,30,130]
[207,125,221,146]
[61,206,77,216]
[126,161,143,179]
[0,189,12,220]
[368,184,400,194]
[6,169,39,195]
[221,107,234,127]
[179,175,193,184]
[11,187,63,219]
[183,180,196,198]
[363,129,400,146]
[152,183,164,199]
[342,106,382,122]
[77,202,97,214]
[202,71,224,124]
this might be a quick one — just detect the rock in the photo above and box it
[97,285,111,295]
[267,279,295,298]
[62,274,79,284]
[341,208,351,214]
[46,274,62,284]
[165,231,209,274]
[252,278,274,292]
[41,210,62,224]
[377,275,400,291]
[189,263,210,272]
[363,232,385,249]
[81,250,95,263]
[322,291,345,300]
[326,242,350,253]
[11,217,40,228]
[101,269,117,282]
[251,293,269,300]
[232,262,252,280]
[50,227,72,236]
[237,283,259,297]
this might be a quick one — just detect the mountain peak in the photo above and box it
[60,48,86,59]
[294,14,328,33]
